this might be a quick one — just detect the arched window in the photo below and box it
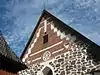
[42,66,53,75]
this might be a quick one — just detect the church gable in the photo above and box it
[21,10,69,65]
[21,10,100,65]
[19,10,100,75]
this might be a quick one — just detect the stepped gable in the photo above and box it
[21,10,100,62]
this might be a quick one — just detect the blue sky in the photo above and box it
[0,0,100,57]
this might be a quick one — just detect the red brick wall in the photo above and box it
[0,70,17,75]
[22,13,74,67]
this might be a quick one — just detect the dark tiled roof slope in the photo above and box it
[0,32,21,63]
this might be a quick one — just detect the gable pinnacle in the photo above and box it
[42,0,47,10]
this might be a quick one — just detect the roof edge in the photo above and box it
[20,9,100,60]
[20,9,47,59]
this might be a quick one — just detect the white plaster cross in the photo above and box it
[44,20,47,33]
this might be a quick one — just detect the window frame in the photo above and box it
[43,33,48,44]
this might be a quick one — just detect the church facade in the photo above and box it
[19,10,100,75]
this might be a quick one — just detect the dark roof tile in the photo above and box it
[0,32,21,62]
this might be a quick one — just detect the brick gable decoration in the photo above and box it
[19,10,100,75]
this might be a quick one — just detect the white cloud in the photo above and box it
[2,0,43,56]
